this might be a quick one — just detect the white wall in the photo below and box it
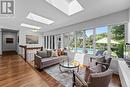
[128,8,130,43]
[18,29,44,58]
[44,9,129,35]
[0,29,2,55]
[19,29,43,47]
[2,32,17,51]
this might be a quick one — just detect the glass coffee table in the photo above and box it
[59,60,80,73]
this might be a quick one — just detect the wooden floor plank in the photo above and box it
[0,54,49,87]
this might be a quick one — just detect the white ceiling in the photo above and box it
[0,0,129,32]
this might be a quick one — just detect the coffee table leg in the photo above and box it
[77,66,79,72]
[59,64,63,72]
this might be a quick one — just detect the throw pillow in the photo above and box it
[47,50,52,57]
[61,50,65,55]
[37,50,47,58]
[96,56,106,63]
[51,50,57,57]
[57,49,62,56]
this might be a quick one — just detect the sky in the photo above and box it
[85,26,108,37]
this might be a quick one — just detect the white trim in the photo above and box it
[108,25,111,58]
[118,59,130,87]
[74,32,77,52]
[93,28,96,55]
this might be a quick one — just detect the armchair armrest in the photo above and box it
[96,62,109,66]
[90,57,96,62]
[34,54,42,59]
[73,71,88,87]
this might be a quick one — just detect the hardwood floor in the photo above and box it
[0,53,121,87]
[0,54,49,87]
[109,74,122,87]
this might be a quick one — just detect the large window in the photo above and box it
[95,26,108,55]
[69,32,75,52]
[85,29,94,54]
[63,33,69,49]
[110,25,125,58]
[47,36,49,49]
[44,24,126,58]
[76,31,84,53]
[44,36,46,48]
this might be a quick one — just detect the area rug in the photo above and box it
[44,64,85,87]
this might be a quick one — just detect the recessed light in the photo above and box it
[26,13,54,24]
[46,0,84,16]
[20,23,41,29]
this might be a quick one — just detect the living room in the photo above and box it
[0,0,130,87]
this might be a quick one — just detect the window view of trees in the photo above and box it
[111,25,125,58]
[46,24,125,59]
[68,32,75,52]
[85,29,94,54]
[95,26,108,55]
[76,31,84,53]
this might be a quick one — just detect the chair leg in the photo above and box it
[73,70,75,87]
[38,68,43,72]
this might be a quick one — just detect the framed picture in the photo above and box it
[6,38,14,43]
[26,35,39,44]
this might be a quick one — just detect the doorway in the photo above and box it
[2,29,19,55]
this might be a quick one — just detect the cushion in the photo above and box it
[46,50,52,57]
[37,50,47,58]
[57,49,62,56]
[96,56,106,63]
[61,50,65,55]
[105,58,112,64]
[95,50,104,56]
[51,50,58,57]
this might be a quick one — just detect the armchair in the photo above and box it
[96,58,112,71]
[73,68,113,87]
[90,56,112,72]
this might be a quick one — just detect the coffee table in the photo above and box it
[59,60,80,73]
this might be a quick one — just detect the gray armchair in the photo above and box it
[90,56,112,72]
[73,68,113,87]
[96,58,112,70]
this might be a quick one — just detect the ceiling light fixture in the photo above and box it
[46,0,84,16]
[32,29,39,32]
[20,23,41,29]
[26,13,54,24]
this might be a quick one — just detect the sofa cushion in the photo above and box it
[41,56,64,62]
[96,56,106,63]
[37,50,47,58]
[47,50,52,57]
[56,49,62,56]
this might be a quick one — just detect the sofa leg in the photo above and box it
[38,68,43,72]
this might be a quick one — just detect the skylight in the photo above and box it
[46,0,84,16]
[20,23,41,29]
[26,13,54,24]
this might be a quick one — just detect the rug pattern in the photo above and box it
[44,64,85,87]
